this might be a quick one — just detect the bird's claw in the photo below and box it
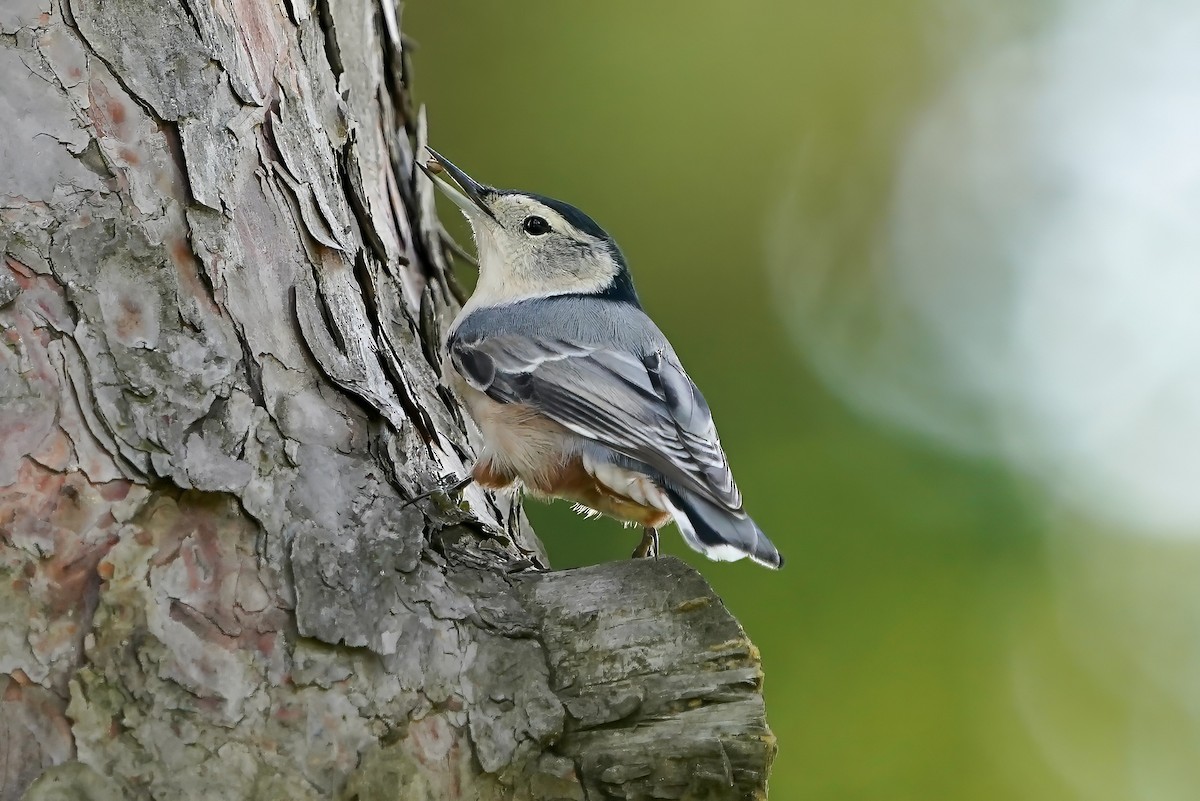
[631,527,660,560]
[402,474,474,508]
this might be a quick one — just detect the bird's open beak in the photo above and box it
[419,148,497,221]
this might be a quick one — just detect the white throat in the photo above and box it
[454,220,617,319]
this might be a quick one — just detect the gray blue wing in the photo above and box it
[449,332,743,511]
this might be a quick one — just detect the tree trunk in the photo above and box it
[0,1,775,799]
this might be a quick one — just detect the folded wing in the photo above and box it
[449,332,743,512]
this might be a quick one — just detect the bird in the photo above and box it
[417,149,782,569]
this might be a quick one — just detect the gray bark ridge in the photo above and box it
[0,0,776,798]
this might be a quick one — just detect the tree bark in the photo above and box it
[0,1,775,799]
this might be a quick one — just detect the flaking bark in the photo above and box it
[0,1,776,799]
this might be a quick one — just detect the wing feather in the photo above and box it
[450,332,742,510]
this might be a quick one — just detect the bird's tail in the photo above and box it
[663,486,783,569]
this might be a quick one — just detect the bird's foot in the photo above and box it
[631,527,660,560]
[402,474,474,508]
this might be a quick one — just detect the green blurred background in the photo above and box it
[406,3,1200,799]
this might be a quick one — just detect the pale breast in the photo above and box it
[448,366,674,527]
[448,369,576,491]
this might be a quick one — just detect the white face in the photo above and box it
[463,193,622,305]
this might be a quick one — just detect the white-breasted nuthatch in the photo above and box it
[420,149,782,569]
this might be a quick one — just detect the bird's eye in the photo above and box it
[522,216,551,236]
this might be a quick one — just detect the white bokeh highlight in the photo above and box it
[770,0,1200,538]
